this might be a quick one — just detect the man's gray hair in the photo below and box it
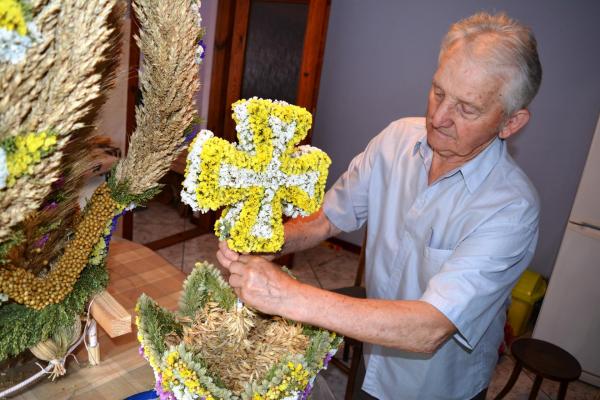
[440,12,542,115]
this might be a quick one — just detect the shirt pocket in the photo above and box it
[421,246,454,286]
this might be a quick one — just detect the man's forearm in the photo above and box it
[280,282,456,353]
[280,209,341,255]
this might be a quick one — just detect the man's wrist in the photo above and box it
[280,279,309,322]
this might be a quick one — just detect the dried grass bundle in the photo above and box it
[113,0,201,194]
[0,0,119,136]
[0,0,120,242]
[0,147,64,239]
[176,303,309,393]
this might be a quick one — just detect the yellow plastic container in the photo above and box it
[508,269,547,336]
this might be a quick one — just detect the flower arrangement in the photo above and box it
[136,262,342,400]
[181,97,331,253]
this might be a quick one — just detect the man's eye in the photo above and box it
[460,104,477,116]
[434,90,444,99]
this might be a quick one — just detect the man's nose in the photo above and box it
[431,99,454,127]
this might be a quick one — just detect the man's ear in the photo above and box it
[499,109,530,139]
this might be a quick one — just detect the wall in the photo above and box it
[311,0,600,277]
[95,5,131,154]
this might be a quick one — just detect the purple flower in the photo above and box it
[138,345,145,356]
[184,125,201,144]
[42,201,58,211]
[300,381,313,400]
[34,233,50,249]
[104,211,124,248]
[198,40,206,59]
[323,352,333,368]
[155,373,175,400]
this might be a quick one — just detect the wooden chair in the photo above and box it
[329,229,367,400]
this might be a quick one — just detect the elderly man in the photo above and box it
[217,12,542,400]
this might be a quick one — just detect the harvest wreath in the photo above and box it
[137,262,342,400]
[0,0,203,390]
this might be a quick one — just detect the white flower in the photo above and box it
[181,130,214,212]
[0,147,8,189]
[191,1,203,26]
[194,44,204,65]
[0,22,42,64]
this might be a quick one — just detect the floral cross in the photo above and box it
[181,97,331,253]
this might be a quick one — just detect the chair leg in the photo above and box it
[345,342,363,400]
[494,362,522,399]
[557,381,569,400]
[528,375,543,400]
[342,341,350,362]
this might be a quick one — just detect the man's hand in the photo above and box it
[216,240,240,269]
[221,254,299,316]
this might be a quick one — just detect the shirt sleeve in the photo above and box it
[421,200,540,350]
[323,124,393,232]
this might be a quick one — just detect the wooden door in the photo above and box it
[208,0,330,143]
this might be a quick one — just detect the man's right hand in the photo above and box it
[216,240,240,270]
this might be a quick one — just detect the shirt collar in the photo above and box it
[413,133,503,193]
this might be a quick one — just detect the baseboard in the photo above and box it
[325,237,361,254]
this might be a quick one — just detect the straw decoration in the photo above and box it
[112,0,201,194]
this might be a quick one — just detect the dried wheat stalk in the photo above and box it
[0,0,119,136]
[112,0,201,194]
[178,303,309,393]
[0,0,119,242]
[0,145,64,239]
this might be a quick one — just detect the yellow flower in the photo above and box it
[185,98,329,253]
[5,131,58,186]
[0,0,27,35]
[166,351,179,366]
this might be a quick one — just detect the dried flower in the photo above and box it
[181,97,331,253]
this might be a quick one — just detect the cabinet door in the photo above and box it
[533,223,600,385]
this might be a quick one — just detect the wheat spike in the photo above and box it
[113,0,201,194]
[0,0,120,242]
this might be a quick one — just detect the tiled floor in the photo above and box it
[132,201,600,400]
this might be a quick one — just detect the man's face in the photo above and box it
[426,44,507,164]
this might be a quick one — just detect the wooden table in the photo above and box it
[15,239,187,400]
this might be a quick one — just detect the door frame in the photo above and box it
[208,0,330,143]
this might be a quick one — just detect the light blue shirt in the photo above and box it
[323,117,540,400]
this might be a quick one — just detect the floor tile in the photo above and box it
[132,202,187,244]
[156,242,185,269]
[309,248,359,290]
